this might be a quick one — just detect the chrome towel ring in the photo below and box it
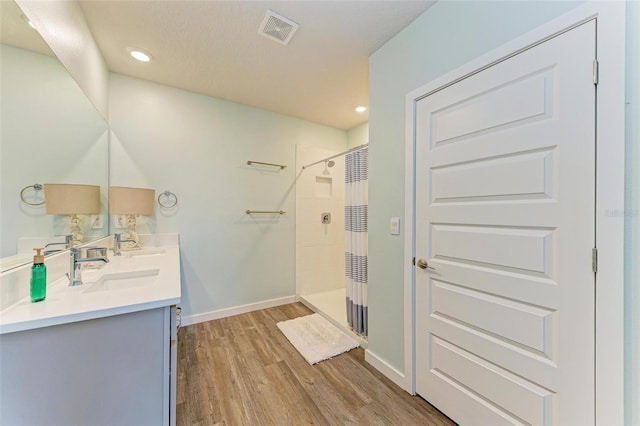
[157,190,178,208]
[20,183,45,206]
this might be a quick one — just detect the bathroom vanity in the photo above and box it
[0,234,181,426]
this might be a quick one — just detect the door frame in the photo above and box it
[403,2,626,423]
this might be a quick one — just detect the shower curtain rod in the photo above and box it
[301,143,368,170]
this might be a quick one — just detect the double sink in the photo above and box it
[0,234,181,335]
[80,248,166,293]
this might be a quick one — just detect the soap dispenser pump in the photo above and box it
[30,248,46,302]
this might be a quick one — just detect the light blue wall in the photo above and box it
[347,122,369,149]
[109,73,347,319]
[625,0,640,423]
[0,45,109,258]
[367,0,584,371]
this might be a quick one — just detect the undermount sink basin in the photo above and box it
[122,248,167,257]
[83,269,160,293]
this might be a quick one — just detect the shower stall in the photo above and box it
[295,144,368,345]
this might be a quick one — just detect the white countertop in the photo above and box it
[0,237,181,334]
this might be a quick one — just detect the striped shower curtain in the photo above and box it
[345,147,368,336]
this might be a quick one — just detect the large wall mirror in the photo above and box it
[0,1,109,271]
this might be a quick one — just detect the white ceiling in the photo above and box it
[2,1,436,130]
[77,0,436,130]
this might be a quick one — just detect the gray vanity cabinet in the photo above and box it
[0,305,178,425]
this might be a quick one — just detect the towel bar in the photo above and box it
[247,160,286,169]
[246,210,285,215]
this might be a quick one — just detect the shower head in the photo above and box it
[322,159,335,175]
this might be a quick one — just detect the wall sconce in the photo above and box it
[44,184,101,247]
[109,186,155,250]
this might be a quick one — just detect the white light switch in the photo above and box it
[390,217,400,235]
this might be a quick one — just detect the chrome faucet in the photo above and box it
[113,233,136,256]
[44,235,72,254]
[67,248,109,286]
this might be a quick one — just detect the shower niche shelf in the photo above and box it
[315,176,332,198]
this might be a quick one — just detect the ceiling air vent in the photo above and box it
[258,10,299,46]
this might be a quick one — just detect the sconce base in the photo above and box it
[118,214,142,251]
[69,214,84,247]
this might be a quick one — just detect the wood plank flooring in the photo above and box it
[176,303,455,425]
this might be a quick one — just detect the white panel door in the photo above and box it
[415,21,596,425]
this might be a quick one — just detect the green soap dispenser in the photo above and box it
[30,248,46,302]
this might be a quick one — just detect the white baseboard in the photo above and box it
[364,349,409,392]
[181,295,297,326]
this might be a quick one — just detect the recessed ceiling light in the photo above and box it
[129,49,152,62]
[355,106,367,113]
[21,14,36,29]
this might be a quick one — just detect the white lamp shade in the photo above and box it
[44,184,101,215]
[109,186,155,215]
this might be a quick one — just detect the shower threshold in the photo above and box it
[299,288,367,348]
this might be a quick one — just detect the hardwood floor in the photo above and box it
[176,303,455,425]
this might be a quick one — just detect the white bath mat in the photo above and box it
[276,313,360,365]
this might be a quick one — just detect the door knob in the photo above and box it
[416,258,435,270]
